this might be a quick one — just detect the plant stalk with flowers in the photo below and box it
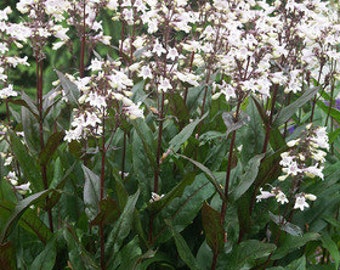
[1,0,340,269]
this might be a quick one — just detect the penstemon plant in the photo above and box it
[1,0,340,269]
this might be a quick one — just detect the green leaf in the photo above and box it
[231,154,265,201]
[271,232,320,260]
[177,154,226,202]
[316,100,340,125]
[269,212,302,236]
[39,131,65,166]
[132,118,156,170]
[202,202,224,255]
[221,240,276,269]
[29,236,57,270]
[63,224,99,270]
[166,220,201,270]
[10,131,42,191]
[0,242,17,270]
[115,236,142,270]
[82,165,100,221]
[321,233,340,270]
[0,202,52,244]
[147,172,196,215]
[106,190,140,266]
[286,255,306,270]
[169,112,208,153]
[222,111,250,138]
[56,70,79,104]
[157,174,216,243]
[273,86,319,127]
[0,190,52,244]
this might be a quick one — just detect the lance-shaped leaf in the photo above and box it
[221,240,276,269]
[202,202,224,255]
[147,172,196,215]
[56,70,80,104]
[0,189,52,243]
[0,202,52,244]
[0,242,16,270]
[169,112,208,153]
[231,153,265,201]
[271,232,320,260]
[63,224,99,270]
[132,119,157,170]
[156,173,216,243]
[166,220,202,270]
[321,233,340,270]
[269,212,303,236]
[82,165,100,221]
[106,190,140,266]
[222,111,250,138]
[39,131,65,166]
[177,154,226,202]
[29,236,57,270]
[10,131,42,191]
[273,86,319,128]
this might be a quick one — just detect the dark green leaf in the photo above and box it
[169,112,208,153]
[147,172,196,215]
[271,232,319,260]
[202,202,224,255]
[222,111,250,138]
[321,233,340,270]
[0,190,52,243]
[273,86,319,127]
[231,154,265,201]
[286,256,306,270]
[55,70,79,104]
[177,154,226,202]
[106,190,140,266]
[167,220,201,270]
[157,174,216,243]
[0,242,16,270]
[9,131,42,191]
[29,236,56,270]
[39,131,65,166]
[221,240,276,269]
[269,212,302,236]
[82,165,100,221]
[63,224,99,270]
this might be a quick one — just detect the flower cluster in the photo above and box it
[64,57,144,142]
[257,124,329,211]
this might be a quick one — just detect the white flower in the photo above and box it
[85,92,107,108]
[303,164,324,180]
[282,161,302,176]
[152,39,166,57]
[167,47,179,61]
[256,188,275,202]
[0,84,17,99]
[158,77,172,93]
[88,58,103,72]
[287,139,300,147]
[294,196,310,211]
[149,192,164,202]
[15,182,32,195]
[276,191,289,205]
[305,193,317,201]
[139,66,153,80]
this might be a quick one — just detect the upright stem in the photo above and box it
[36,56,54,232]
[154,92,165,193]
[79,0,86,78]
[100,113,106,270]
[212,100,241,270]
[262,84,278,154]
